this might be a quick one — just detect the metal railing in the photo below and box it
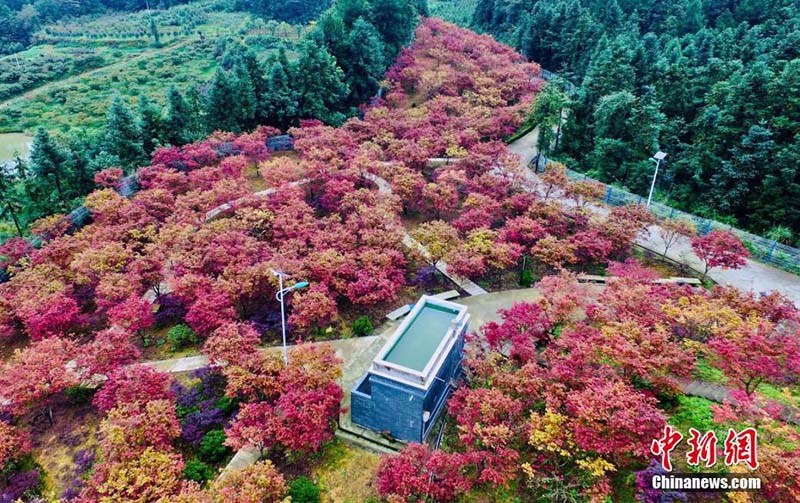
[540,68,576,94]
[559,167,800,276]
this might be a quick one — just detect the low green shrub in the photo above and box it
[215,395,237,416]
[288,476,321,503]
[199,429,231,464]
[167,323,198,351]
[183,459,214,483]
[64,385,96,405]
[519,269,534,287]
[670,395,720,437]
[352,316,373,337]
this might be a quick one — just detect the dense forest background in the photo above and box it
[472,0,800,242]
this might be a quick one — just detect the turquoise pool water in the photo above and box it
[383,304,459,371]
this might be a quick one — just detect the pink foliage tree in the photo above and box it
[377,444,474,502]
[106,294,155,342]
[0,420,31,471]
[78,327,141,377]
[0,337,79,419]
[94,167,124,189]
[565,377,665,461]
[16,289,81,340]
[185,289,237,336]
[691,230,750,280]
[708,320,800,395]
[93,365,174,412]
[99,399,181,462]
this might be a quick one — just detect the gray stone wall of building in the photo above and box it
[350,323,468,443]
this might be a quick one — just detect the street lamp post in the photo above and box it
[646,151,667,207]
[272,269,309,367]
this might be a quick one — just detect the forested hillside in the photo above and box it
[473,0,800,242]
[3,16,799,501]
[0,0,195,54]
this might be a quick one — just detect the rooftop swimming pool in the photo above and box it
[383,303,460,372]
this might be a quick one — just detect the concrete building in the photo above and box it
[350,296,470,443]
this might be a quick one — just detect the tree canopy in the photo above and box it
[473,0,800,241]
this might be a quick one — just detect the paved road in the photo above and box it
[507,129,800,306]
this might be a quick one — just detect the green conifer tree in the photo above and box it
[103,96,145,169]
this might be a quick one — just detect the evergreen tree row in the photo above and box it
[0,87,203,236]
[202,0,426,131]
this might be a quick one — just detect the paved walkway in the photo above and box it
[508,129,800,306]
[678,379,799,425]
[366,172,488,296]
[679,379,733,403]
[204,179,309,222]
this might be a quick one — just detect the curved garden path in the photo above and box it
[364,172,487,296]
[508,128,800,306]
[141,168,488,376]
[136,170,492,476]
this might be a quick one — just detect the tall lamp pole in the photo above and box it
[272,269,309,367]
[647,151,667,207]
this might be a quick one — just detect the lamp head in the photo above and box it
[652,151,667,161]
[292,281,309,290]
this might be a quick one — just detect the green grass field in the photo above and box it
[429,0,478,27]
[0,40,216,133]
[0,1,304,134]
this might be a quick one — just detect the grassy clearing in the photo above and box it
[0,45,129,102]
[30,403,100,500]
[460,482,522,503]
[753,382,800,409]
[0,2,305,134]
[313,440,381,503]
[0,38,217,133]
[692,358,799,412]
[668,395,722,435]
[139,323,203,361]
[631,246,701,279]
[693,357,728,384]
[429,0,479,27]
